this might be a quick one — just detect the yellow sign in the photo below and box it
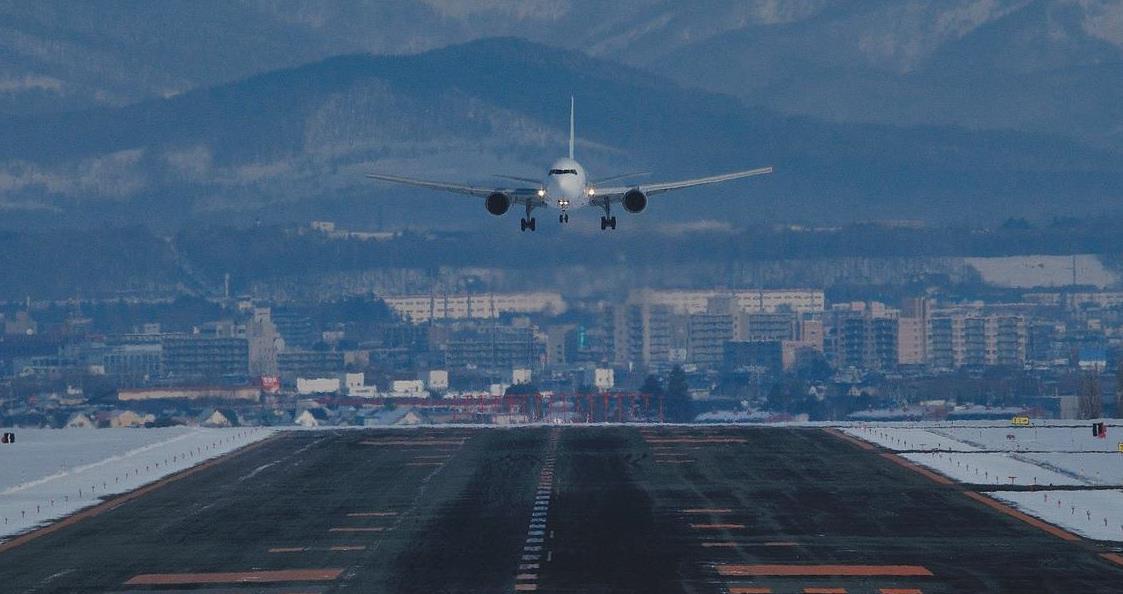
[1118,442,1123,453]
[1011,416,1031,427]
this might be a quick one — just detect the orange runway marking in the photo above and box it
[880,589,924,594]
[268,546,366,553]
[0,433,280,555]
[359,440,464,446]
[514,584,538,591]
[716,565,933,577]
[682,508,733,514]
[347,512,397,517]
[962,491,1081,542]
[728,588,773,594]
[644,438,746,444]
[804,589,847,594]
[690,523,745,530]
[125,569,343,585]
[329,527,384,532]
[879,453,954,486]
[822,427,877,450]
[1102,553,1123,567]
[700,542,737,548]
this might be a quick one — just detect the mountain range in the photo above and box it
[2,2,1123,228]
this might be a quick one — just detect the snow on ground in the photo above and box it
[1020,452,1123,486]
[931,425,1123,453]
[901,452,1086,487]
[964,254,1115,288]
[843,426,980,451]
[843,421,1123,541]
[0,426,273,541]
[993,490,1123,542]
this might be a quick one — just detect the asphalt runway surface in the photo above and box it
[2,426,1122,593]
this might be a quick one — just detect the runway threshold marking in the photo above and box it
[715,565,933,577]
[0,432,281,555]
[124,569,343,585]
[962,491,1080,542]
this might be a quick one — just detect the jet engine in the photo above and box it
[622,189,648,213]
[485,192,511,216]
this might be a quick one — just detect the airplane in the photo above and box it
[366,98,773,231]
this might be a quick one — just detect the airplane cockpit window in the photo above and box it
[549,169,578,175]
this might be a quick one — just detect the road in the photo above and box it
[1,426,1121,593]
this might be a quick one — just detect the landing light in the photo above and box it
[588,188,596,196]
[537,189,546,197]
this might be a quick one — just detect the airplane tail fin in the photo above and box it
[569,96,575,159]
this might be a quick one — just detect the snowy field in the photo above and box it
[843,421,1123,542]
[0,427,273,541]
[994,490,1123,542]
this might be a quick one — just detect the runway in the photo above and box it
[1,426,1121,592]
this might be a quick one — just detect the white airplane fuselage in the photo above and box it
[543,157,588,212]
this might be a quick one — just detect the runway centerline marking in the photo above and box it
[329,527,384,533]
[690,523,745,530]
[347,512,397,517]
[715,565,934,577]
[124,569,343,585]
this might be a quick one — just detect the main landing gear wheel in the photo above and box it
[559,213,569,223]
[600,216,617,230]
[520,217,537,231]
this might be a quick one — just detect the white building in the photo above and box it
[296,377,341,394]
[427,369,449,391]
[383,292,566,323]
[630,289,825,315]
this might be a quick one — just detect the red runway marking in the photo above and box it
[878,453,954,486]
[728,588,773,594]
[1101,553,1123,567]
[963,491,1080,542]
[514,584,538,591]
[822,427,877,450]
[716,565,933,577]
[359,440,464,446]
[804,588,847,594]
[125,569,343,585]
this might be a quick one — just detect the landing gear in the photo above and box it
[599,201,616,230]
[520,217,536,231]
[559,213,569,224]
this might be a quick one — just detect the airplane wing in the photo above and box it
[366,172,540,201]
[593,166,773,198]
